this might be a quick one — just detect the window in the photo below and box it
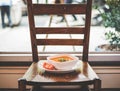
[0,0,120,66]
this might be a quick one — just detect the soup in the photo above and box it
[50,56,74,62]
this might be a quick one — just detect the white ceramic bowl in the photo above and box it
[47,54,79,70]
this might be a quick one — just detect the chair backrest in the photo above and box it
[26,0,92,62]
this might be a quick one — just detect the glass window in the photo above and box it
[0,0,120,62]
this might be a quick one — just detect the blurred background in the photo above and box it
[0,0,117,52]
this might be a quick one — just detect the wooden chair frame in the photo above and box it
[18,0,101,91]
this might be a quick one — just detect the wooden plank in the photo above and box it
[33,4,86,15]
[36,39,83,45]
[35,27,85,34]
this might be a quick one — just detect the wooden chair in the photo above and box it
[18,0,101,91]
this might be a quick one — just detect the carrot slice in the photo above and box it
[43,62,55,70]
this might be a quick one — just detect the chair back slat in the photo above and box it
[33,4,86,15]
[35,27,85,34]
[36,39,83,45]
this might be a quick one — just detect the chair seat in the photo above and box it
[22,61,99,85]
[20,61,99,91]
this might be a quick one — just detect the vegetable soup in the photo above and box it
[50,56,74,62]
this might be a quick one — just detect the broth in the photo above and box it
[51,56,74,62]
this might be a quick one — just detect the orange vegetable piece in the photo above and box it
[43,62,56,70]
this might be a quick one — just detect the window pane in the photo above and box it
[0,0,119,53]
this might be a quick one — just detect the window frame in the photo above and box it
[0,51,120,66]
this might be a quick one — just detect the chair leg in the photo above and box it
[94,79,101,91]
[18,78,26,91]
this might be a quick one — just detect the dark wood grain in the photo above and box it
[35,27,85,34]
[36,39,83,45]
[33,4,86,15]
